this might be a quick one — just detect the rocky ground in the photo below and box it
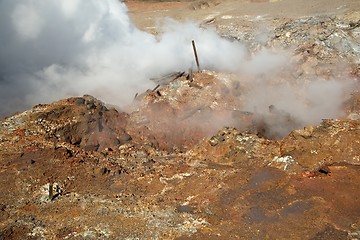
[1,0,360,239]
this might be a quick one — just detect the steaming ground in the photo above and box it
[0,0,355,138]
[0,0,248,116]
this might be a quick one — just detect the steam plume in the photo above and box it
[0,0,355,140]
[0,0,249,117]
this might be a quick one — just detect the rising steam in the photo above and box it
[0,0,250,117]
[0,0,355,139]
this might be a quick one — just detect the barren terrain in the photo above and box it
[1,0,360,239]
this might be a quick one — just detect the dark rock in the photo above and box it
[118,133,132,145]
[37,96,131,152]
[318,165,331,175]
[310,225,348,240]
[176,205,195,213]
[209,135,225,146]
[100,167,110,175]
[83,142,100,152]
[74,98,85,106]
[116,167,128,175]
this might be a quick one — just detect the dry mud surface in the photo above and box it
[1,0,360,239]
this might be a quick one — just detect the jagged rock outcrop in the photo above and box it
[27,95,131,151]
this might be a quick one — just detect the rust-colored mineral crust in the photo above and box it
[1,0,360,239]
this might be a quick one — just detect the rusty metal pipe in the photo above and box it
[192,40,200,72]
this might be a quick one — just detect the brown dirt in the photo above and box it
[126,0,360,32]
[1,0,360,239]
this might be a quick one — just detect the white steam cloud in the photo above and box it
[0,0,355,139]
[0,0,252,117]
[242,76,353,138]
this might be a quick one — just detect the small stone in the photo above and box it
[100,167,110,175]
[209,136,220,146]
[176,205,195,213]
[74,98,85,106]
[118,133,132,145]
[318,165,331,175]
[209,133,227,146]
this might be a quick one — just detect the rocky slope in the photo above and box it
[1,73,359,239]
[1,0,360,239]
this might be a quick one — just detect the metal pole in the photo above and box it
[192,40,200,72]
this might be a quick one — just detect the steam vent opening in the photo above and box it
[1,0,360,239]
